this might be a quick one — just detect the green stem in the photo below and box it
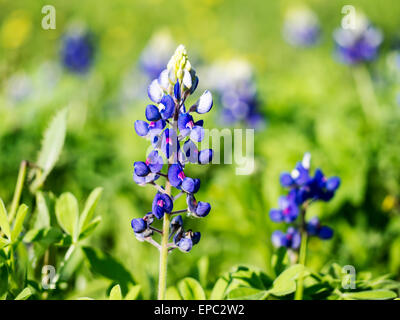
[295,207,308,300]
[352,65,380,124]
[9,160,27,223]
[158,180,171,300]
[157,83,178,300]
[295,230,307,300]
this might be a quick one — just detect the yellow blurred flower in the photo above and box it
[1,11,32,49]
[382,195,397,212]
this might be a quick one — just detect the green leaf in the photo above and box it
[342,290,397,300]
[230,267,265,289]
[109,284,122,300]
[79,187,103,234]
[0,264,8,297]
[0,198,11,240]
[34,192,50,229]
[166,286,182,300]
[269,264,308,297]
[210,277,229,300]
[23,227,63,245]
[0,237,9,249]
[55,193,79,240]
[178,277,206,300]
[15,287,33,300]
[197,256,209,288]
[227,287,269,300]
[31,108,68,192]
[82,246,134,287]
[125,285,141,300]
[11,204,28,242]
[79,216,101,241]
[272,247,288,276]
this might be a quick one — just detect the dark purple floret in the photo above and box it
[61,31,95,74]
[152,193,173,219]
[131,218,147,233]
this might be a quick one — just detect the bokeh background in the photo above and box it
[1,0,400,299]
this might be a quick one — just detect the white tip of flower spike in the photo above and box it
[302,152,311,170]
[196,90,213,114]
[148,79,164,103]
[167,44,191,83]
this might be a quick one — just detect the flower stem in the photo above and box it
[295,208,308,300]
[294,230,307,300]
[9,160,27,223]
[158,180,171,300]
[352,65,380,125]
[158,84,179,300]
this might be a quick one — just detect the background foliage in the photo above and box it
[1,0,400,299]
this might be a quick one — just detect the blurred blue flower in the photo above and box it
[333,15,383,65]
[200,59,266,129]
[272,227,301,250]
[283,7,320,48]
[306,217,334,240]
[269,152,339,250]
[61,29,95,73]
[138,30,175,80]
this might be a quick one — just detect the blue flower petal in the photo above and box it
[195,201,211,217]
[131,218,147,233]
[145,104,161,121]
[160,95,175,120]
[318,226,334,239]
[147,150,163,173]
[280,172,294,187]
[134,161,150,177]
[168,164,185,187]
[269,209,283,222]
[174,81,181,100]
[192,232,201,245]
[182,177,197,193]
[271,230,286,248]
[134,120,150,137]
[326,176,341,192]
[178,238,193,252]
[198,149,213,164]
[183,140,199,164]
[190,126,205,142]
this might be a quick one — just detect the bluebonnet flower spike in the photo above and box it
[131,45,213,253]
[269,152,340,252]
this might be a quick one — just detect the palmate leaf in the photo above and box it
[30,108,68,192]
[15,287,33,300]
[55,192,79,241]
[78,216,102,241]
[0,198,11,240]
[227,287,269,300]
[341,289,397,300]
[125,285,141,300]
[11,204,28,242]
[109,284,122,300]
[166,286,182,300]
[178,277,206,300]
[210,277,230,300]
[79,187,103,233]
[269,264,308,297]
